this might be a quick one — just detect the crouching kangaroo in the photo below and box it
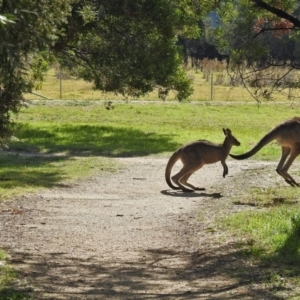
[230,117,300,187]
[165,128,241,192]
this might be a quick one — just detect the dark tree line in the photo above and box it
[178,37,229,67]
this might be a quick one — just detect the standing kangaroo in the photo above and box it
[229,117,300,187]
[165,128,241,192]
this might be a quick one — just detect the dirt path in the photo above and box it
[0,157,282,299]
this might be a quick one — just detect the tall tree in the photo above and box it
[0,0,72,142]
[0,0,213,142]
[53,0,207,101]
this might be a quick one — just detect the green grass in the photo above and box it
[12,101,300,158]
[219,185,300,296]
[233,186,300,207]
[0,250,31,300]
[0,154,117,201]
[222,207,300,257]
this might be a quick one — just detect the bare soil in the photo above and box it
[0,156,289,299]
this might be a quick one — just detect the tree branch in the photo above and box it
[251,0,300,28]
[252,26,297,39]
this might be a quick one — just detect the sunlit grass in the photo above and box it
[13,101,300,159]
[219,184,300,295]
[221,207,300,256]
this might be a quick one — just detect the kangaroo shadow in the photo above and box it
[160,189,223,198]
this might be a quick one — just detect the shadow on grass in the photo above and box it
[0,155,70,192]
[261,214,300,281]
[0,287,32,300]
[11,124,180,157]
[3,242,295,300]
[1,124,179,192]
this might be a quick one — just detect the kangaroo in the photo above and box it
[229,117,300,187]
[165,128,241,192]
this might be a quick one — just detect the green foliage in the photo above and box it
[0,0,72,141]
[30,52,52,87]
[0,14,15,25]
[55,0,205,101]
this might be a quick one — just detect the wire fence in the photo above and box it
[24,66,297,102]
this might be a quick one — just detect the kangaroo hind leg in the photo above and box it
[172,162,203,192]
[278,146,300,187]
[180,165,205,191]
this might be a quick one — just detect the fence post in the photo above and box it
[210,73,214,100]
[59,69,62,99]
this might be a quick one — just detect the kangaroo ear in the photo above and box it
[223,128,231,136]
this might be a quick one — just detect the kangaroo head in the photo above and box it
[223,128,241,146]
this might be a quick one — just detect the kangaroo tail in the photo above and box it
[165,148,181,190]
[229,129,277,160]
